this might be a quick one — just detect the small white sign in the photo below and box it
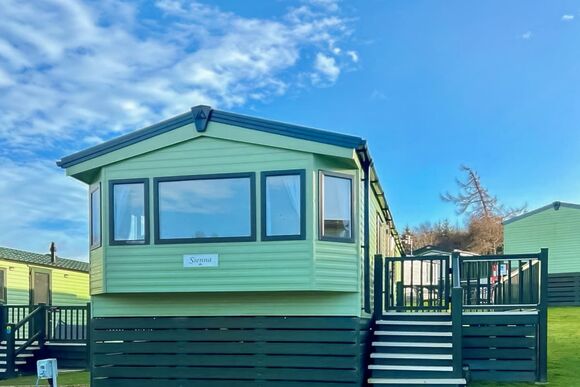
[183,254,219,268]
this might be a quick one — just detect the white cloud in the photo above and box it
[0,0,355,153]
[347,50,359,63]
[562,14,575,21]
[0,0,358,259]
[313,53,341,84]
[0,158,88,259]
[521,31,533,40]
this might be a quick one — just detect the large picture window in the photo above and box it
[89,184,101,249]
[261,170,305,241]
[319,171,354,242]
[109,179,149,245]
[155,173,256,243]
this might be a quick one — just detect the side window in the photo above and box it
[261,170,306,241]
[319,171,354,242]
[90,184,101,249]
[110,179,149,245]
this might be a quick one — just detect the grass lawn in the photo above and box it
[0,370,88,386]
[0,307,578,386]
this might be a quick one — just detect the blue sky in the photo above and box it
[1,0,579,259]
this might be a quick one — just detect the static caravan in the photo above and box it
[0,246,89,306]
[504,201,580,305]
[58,105,404,386]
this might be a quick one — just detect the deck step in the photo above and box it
[377,320,452,326]
[371,353,453,360]
[373,342,452,348]
[368,377,466,385]
[369,365,453,372]
[375,331,452,337]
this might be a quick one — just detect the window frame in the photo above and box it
[154,172,256,244]
[318,170,355,243]
[89,183,102,250]
[109,178,150,246]
[261,169,306,241]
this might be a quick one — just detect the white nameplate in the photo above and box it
[183,254,219,268]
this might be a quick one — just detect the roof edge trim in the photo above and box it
[57,105,366,170]
[503,201,580,225]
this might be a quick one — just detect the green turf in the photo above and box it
[0,371,88,386]
[0,307,578,386]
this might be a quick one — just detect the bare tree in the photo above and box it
[441,165,526,254]
[441,165,526,220]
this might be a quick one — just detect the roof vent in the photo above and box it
[191,105,212,132]
[49,242,56,263]
[553,201,561,211]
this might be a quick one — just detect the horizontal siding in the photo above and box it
[51,267,90,305]
[92,292,361,317]
[90,247,104,295]
[504,206,580,273]
[0,261,29,304]
[104,136,316,294]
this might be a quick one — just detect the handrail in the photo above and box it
[4,304,47,378]
[460,253,541,261]
[385,255,451,262]
[15,331,42,356]
[14,305,43,331]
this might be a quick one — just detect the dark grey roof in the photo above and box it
[0,247,89,273]
[57,105,366,169]
[503,201,580,225]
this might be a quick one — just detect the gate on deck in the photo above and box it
[379,255,451,312]
[372,249,549,383]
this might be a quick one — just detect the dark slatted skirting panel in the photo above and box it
[462,313,538,382]
[549,272,580,306]
[91,316,371,387]
[44,344,88,369]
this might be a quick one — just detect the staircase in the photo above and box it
[0,340,42,377]
[367,312,466,386]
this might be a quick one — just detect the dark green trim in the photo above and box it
[89,183,102,250]
[153,172,257,244]
[57,106,365,169]
[538,248,548,382]
[318,170,355,243]
[108,178,150,246]
[362,158,371,313]
[503,201,580,225]
[260,169,306,241]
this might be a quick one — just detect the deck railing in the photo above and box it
[46,305,90,342]
[459,253,543,310]
[377,255,451,312]
[1,303,90,377]
[372,249,548,383]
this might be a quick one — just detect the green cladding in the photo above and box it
[63,108,403,318]
[504,202,580,274]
